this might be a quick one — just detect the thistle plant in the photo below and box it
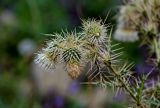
[34,16,160,107]
[34,1,160,107]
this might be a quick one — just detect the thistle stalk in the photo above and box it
[107,63,144,108]
[98,53,144,108]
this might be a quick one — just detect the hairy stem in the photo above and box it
[106,62,144,107]
[98,54,144,108]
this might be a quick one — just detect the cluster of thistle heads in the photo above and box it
[34,0,160,79]
[35,19,114,79]
[34,1,160,107]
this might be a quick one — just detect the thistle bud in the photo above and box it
[82,19,108,43]
[67,63,81,79]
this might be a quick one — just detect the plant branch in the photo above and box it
[98,54,144,108]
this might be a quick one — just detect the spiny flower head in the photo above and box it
[34,48,59,70]
[81,19,108,44]
[35,31,83,64]
[60,31,84,64]
[35,31,86,79]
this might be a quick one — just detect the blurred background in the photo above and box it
[0,0,138,108]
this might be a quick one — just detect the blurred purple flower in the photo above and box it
[42,92,65,108]
[135,63,156,75]
[53,96,64,108]
[68,81,80,94]
[138,45,150,60]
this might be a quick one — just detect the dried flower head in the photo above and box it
[35,31,83,70]
[114,28,139,42]
[66,63,81,79]
[34,49,58,70]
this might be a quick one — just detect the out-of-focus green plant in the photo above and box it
[0,73,36,108]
